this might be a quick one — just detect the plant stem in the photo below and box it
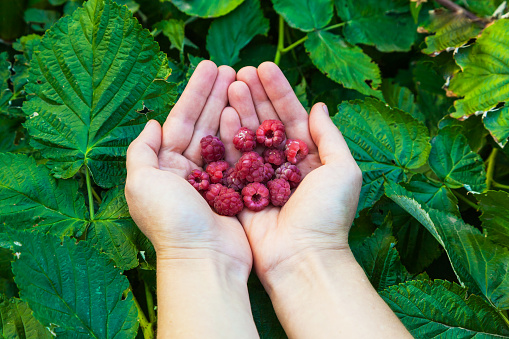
[144,281,156,323]
[91,187,102,204]
[499,309,509,328]
[85,166,95,220]
[434,0,483,22]
[485,148,498,190]
[322,22,347,31]
[130,285,154,339]
[452,190,478,210]
[274,16,285,65]
[492,181,509,190]
[281,36,308,53]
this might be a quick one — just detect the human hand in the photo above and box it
[222,62,362,287]
[125,61,252,276]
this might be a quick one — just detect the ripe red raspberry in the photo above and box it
[256,120,286,148]
[235,152,266,183]
[233,127,256,152]
[204,183,227,206]
[214,188,244,216]
[275,162,302,188]
[200,135,225,164]
[263,148,286,166]
[284,139,309,164]
[206,161,229,184]
[262,163,275,182]
[242,183,270,211]
[223,168,245,191]
[267,179,291,206]
[187,169,210,192]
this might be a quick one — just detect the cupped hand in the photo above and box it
[125,61,252,276]
[222,62,362,287]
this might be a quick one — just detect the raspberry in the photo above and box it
[187,169,210,192]
[242,183,270,211]
[204,183,228,206]
[233,127,256,152]
[235,152,266,183]
[263,148,286,166]
[200,135,225,163]
[275,162,302,189]
[256,120,286,148]
[267,179,291,206]
[284,139,309,164]
[214,188,244,216]
[223,168,245,191]
[262,163,275,182]
[206,161,229,184]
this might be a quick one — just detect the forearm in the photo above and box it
[156,254,259,338]
[264,249,412,339]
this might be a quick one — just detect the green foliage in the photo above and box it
[1,0,509,337]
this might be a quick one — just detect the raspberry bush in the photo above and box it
[1,0,509,338]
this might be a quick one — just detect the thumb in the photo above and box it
[126,120,162,173]
[309,103,356,166]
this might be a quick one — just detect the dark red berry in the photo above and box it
[187,169,210,192]
[204,183,228,206]
[262,163,275,182]
[284,139,309,164]
[214,188,244,216]
[275,162,302,189]
[263,148,286,166]
[233,127,256,152]
[223,168,246,191]
[200,135,225,163]
[267,179,291,206]
[234,152,266,183]
[242,183,270,211]
[256,120,286,148]
[206,161,229,184]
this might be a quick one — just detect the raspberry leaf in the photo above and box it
[428,126,486,193]
[0,296,52,338]
[0,153,88,237]
[334,0,418,52]
[272,0,333,32]
[478,191,509,249]
[449,19,509,118]
[22,0,177,188]
[386,180,509,310]
[168,0,245,18]
[6,231,139,338]
[484,106,509,147]
[305,31,382,98]
[332,98,430,213]
[206,0,269,66]
[381,280,509,338]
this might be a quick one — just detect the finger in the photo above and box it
[161,60,218,155]
[220,107,243,165]
[257,62,315,152]
[309,103,356,165]
[237,66,279,122]
[228,81,260,131]
[126,120,162,173]
[183,65,236,165]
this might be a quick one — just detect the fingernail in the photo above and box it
[322,104,329,115]
[144,120,153,130]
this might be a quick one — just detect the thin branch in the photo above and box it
[434,0,482,22]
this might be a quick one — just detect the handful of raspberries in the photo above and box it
[186,120,309,216]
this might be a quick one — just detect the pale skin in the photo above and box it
[125,61,412,338]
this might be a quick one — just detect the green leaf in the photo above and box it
[0,153,88,237]
[0,296,52,338]
[439,115,489,153]
[331,98,430,212]
[381,280,509,338]
[381,79,424,122]
[9,231,139,337]
[484,106,509,147]
[0,52,13,117]
[169,0,244,18]
[206,0,269,66]
[449,19,509,118]
[463,0,505,17]
[335,0,417,52]
[421,9,482,55]
[155,19,185,52]
[386,181,509,310]
[0,248,16,298]
[428,126,486,192]
[22,0,177,188]
[272,0,333,32]
[305,31,382,98]
[403,174,459,214]
[23,9,60,32]
[352,215,411,291]
[479,190,509,248]
[87,186,153,270]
